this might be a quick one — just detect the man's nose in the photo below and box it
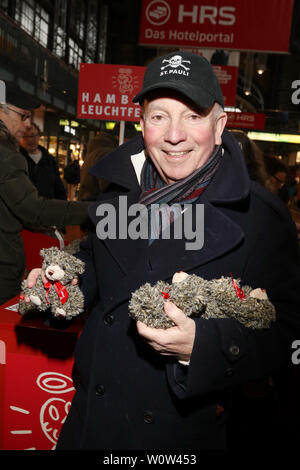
[24,119,32,130]
[164,119,186,143]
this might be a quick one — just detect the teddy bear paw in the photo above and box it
[249,288,268,300]
[30,295,42,306]
[56,307,66,317]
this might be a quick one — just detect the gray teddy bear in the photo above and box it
[19,246,85,320]
[129,271,276,330]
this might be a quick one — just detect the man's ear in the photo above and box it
[215,111,227,146]
[139,116,145,137]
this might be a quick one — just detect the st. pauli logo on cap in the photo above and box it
[160,54,191,77]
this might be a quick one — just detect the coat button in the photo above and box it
[144,410,154,424]
[104,313,115,326]
[229,345,240,356]
[224,368,234,377]
[95,384,105,397]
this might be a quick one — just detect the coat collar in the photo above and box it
[205,128,251,203]
[88,129,250,204]
[89,134,144,192]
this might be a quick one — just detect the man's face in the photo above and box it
[140,94,227,184]
[271,171,287,192]
[0,104,32,140]
[20,125,40,152]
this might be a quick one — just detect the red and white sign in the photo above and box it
[0,296,82,450]
[226,112,266,130]
[77,64,146,122]
[139,0,294,53]
[3,354,75,450]
[212,65,237,107]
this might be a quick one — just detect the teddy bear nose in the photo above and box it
[48,269,54,276]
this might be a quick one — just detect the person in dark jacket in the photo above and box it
[27,52,300,450]
[0,80,90,305]
[264,154,288,200]
[19,122,67,200]
[230,129,268,186]
[78,131,118,202]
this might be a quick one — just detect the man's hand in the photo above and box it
[26,268,45,288]
[22,268,45,303]
[23,268,78,303]
[136,301,196,362]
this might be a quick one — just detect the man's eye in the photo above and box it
[189,114,201,121]
[151,114,164,122]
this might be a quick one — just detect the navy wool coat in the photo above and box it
[57,130,300,450]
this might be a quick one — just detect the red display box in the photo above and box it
[0,296,83,450]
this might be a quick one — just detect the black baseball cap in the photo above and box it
[133,51,224,109]
[0,80,40,110]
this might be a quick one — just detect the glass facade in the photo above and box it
[15,0,49,48]
[68,37,83,70]
[0,0,105,188]
[34,4,49,48]
[15,0,35,36]
[5,0,102,70]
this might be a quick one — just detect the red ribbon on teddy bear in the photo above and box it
[44,281,69,305]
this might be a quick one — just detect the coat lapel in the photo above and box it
[146,195,245,278]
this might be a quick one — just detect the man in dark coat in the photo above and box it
[20,122,67,200]
[28,52,300,450]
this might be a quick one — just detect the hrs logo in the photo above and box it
[178,5,236,25]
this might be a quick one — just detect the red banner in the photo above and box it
[226,112,266,130]
[212,65,237,107]
[139,0,294,52]
[3,353,75,450]
[77,64,146,122]
[0,296,82,450]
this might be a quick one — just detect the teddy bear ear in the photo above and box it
[40,248,47,258]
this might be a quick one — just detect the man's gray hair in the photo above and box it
[213,102,225,119]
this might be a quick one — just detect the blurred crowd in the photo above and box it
[231,129,300,242]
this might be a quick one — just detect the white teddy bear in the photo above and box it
[19,246,85,320]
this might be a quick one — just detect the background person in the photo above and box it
[230,129,268,186]
[0,80,90,305]
[64,156,81,201]
[20,122,67,200]
[264,154,288,201]
[78,131,118,202]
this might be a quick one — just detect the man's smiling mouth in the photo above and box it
[165,150,190,157]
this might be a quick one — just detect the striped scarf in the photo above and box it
[139,145,222,206]
[138,145,222,243]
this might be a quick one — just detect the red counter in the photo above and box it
[0,296,83,450]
